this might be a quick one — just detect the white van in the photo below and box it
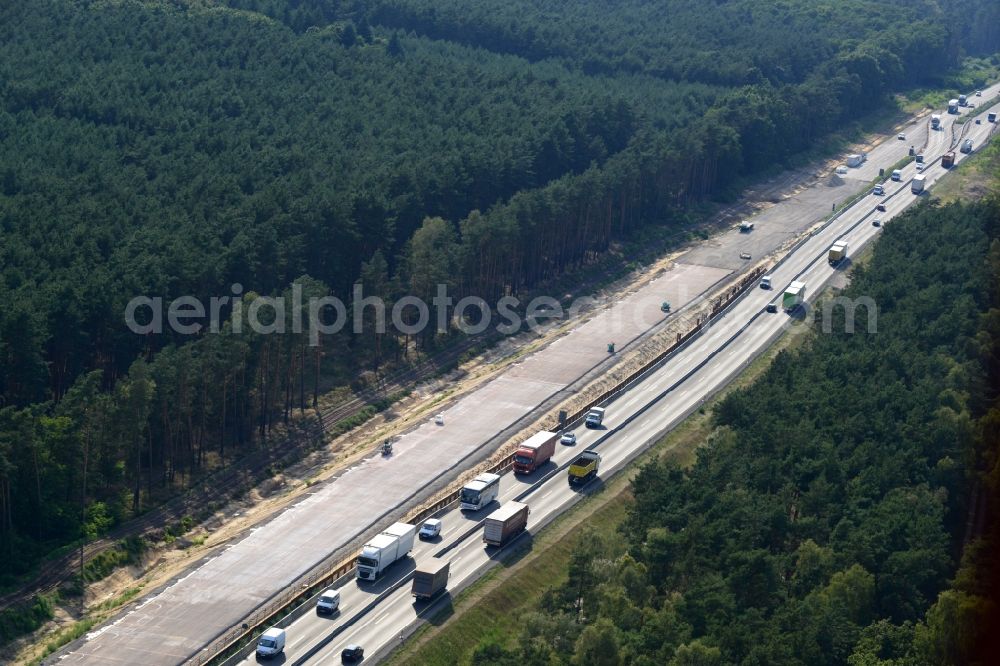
[316,588,340,614]
[760,275,772,290]
[256,627,285,658]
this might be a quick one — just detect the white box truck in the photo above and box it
[948,99,959,113]
[891,169,902,181]
[828,241,848,265]
[846,153,865,168]
[931,114,941,129]
[356,522,415,581]
[460,473,501,511]
[911,174,926,194]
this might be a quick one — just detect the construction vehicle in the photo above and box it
[513,431,558,474]
[568,451,601,485]
[412,557,450,599]
[483,501,529,546]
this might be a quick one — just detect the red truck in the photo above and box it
[512,431,558,474]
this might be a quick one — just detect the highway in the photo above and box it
[229,89,1000,666]
[51,85,998,665]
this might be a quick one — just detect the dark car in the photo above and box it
[872,219,882,227]
[875,203,886,212]
[342,644,364,662]
[765,303,778,313]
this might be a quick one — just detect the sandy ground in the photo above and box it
[17,123,901,665]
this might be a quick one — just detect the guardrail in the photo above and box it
[190,259,770,666]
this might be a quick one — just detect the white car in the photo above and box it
[433,414,444,425]
[915,163,924,172]
[419,518,442,539]
[897,133,905,140]
[560,432,577,445]
[975,90,982,97]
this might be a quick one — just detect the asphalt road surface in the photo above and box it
[53,85,1000,665]
[231,91,1000,666]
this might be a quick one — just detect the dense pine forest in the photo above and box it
[1,0,999,586]
[465,196,1000,664]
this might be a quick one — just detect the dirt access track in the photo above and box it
[44,103,929,665]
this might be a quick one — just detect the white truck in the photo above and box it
[846,153,865,168]
[828,241,848,265]
[911,174,926,194]
[356,522,415,581]
[931,114,941,129]
[948,99,959,113]
[585,406,605,428]
[460,472,501,511]
[739,220,754,232]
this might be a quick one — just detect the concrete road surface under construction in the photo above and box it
[57,263,730,664]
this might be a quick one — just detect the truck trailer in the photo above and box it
[568,450,601,485]
[357,522,416,581]
[483,501,529,547]
[989,112,997,123]
[828,241,848,265]
[411,557,450,599]
[942,152,956,168]
[911,174,926,194]
[782,281,806,312]
[513,431,558,474]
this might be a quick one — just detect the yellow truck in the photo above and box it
[568,451,601,485]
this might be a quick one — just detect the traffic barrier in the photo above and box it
[191,263,767,665]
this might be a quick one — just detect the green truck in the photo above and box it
[782,281,806,312]
[568,451,601,485]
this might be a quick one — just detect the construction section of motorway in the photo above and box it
[41,86,976,666]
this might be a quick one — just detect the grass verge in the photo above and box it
[386,323,813,666]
